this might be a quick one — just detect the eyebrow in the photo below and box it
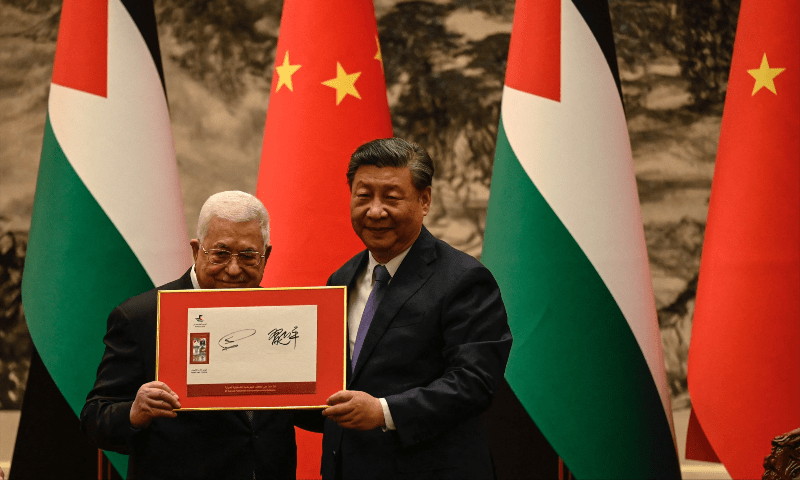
[212,243,259,252]
[355,180,404,190]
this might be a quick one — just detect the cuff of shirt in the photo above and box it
[379,398,396,431]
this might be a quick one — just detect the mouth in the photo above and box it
[218,276,247,284]
[365,226,392,233]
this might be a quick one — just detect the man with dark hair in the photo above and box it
[81,191,319,480]
[345,136,434,190]
[321,138,512,479]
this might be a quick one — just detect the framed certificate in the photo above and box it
[156,286,346,410]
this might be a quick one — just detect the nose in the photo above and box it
[225,256,243,275]
[366,199,386,219]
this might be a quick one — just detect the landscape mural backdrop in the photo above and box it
[1,0,738,420]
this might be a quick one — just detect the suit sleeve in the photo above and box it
[292,409,326,433]
[80,304,146,453]
[384,265,512,447]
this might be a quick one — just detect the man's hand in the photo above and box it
[322,390,385,431]
[130,381,181,428]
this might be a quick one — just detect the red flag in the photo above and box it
[255,1,392,477]
[686,0,799,477]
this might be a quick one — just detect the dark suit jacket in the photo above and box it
[321,226,512,480]
[81,269,319,480]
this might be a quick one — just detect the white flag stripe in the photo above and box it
[501,0,673,433]
[49,0,190,286]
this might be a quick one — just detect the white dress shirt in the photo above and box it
[347,246,412,431]
[190,265,200,289]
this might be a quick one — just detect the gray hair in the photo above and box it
[347,138,435,191]
[197,191,270,248]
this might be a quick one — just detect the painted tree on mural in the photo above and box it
[0,230,30,409]
[157,0,282,99]
[610,0,739,111]
[0,0,742,405]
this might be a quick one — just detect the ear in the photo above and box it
[190,239,200,263]
[255,244,272,281]
[419,186,432,216]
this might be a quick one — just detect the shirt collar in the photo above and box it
[367,245,412,282]
[190,265,200,289]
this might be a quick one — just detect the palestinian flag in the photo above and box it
[686,0,800,477]
[255,1,392,477]
[481,0,680,478]
[21,0,190,475]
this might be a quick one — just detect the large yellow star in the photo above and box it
[321,62,362,105]
[747,53,785,95]
[275,51,301,92]
[374,36,383,70]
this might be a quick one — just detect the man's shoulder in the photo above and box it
[328,251,368,286]
[425,229,485,273]
[417,231,505,298]
[117,270,192,314]
[433,236,480,263]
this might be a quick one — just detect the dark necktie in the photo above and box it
[352,264,391,367]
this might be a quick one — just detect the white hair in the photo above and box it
[197,191,270,248]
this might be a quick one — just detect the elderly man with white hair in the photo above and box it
[81,191,320,480]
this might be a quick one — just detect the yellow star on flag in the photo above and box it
[275,51,301,92]
[374,36,383,68]
[322,62,361,105]
[747,53,785,95]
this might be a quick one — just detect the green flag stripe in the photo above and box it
[483,119,679,478]
[23,114,154,416]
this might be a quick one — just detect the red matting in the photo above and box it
[157,287,346,410]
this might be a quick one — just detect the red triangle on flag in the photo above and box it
[51,0,107,98]
[504,0,560,102]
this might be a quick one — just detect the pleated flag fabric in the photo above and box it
[686,0,800,477]
[22,0,190,474]
[482,0,680,477]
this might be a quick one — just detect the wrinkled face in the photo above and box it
[350,166,431,264]
[190,217,270,289]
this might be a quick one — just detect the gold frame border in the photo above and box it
[156,285,347,411]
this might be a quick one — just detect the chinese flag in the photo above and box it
[686,0,799,478]
[255,1,392,477]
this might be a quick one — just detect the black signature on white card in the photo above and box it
[218,329,256,351]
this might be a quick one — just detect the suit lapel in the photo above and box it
[350,227,437,383]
